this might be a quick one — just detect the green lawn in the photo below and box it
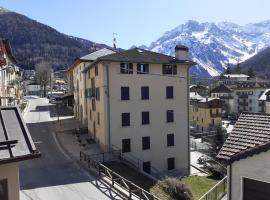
[150,176,219,200]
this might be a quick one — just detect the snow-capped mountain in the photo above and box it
[147,20,270,77]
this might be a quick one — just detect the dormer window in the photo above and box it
[137,63,149,74]
[120,63,133,74]
[162,65,177,75]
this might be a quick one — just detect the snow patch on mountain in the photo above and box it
[147,20,270,77]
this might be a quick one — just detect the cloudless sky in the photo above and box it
[1,0,270,48]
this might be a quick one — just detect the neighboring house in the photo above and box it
[190,85,209,97]
[217,74,249,86]
[210,84,234,116]
[67,48,115,126]
[217,112,270,200]
[233,82,270,113]
[0,39,22,106]
[0,106,41,200]
[25,82,41,96]
[258,89,270,113]
[191,98,222,132]
[82,45,196,176]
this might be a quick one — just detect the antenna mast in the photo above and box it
[113,32,117,49]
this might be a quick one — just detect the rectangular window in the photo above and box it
[88,70,91,79]
[162,65,177,75]
[166,86,174,99]
[92,99,96,111]
[121,87,130,100]
[97,112,100,125]
[142,136,150,150]
[143,161,151,174]
[120,63,133,74]
[122,113,130,126]
[142,111,150,125]
[96,87,100,100]
[122,139,131,153]
[0,179,8,200]
[137,63,149,74]
[166,110,174,123]
[95,65,98,76]
[167,134,174,147]
[141,86,149,100]
[167,157,175,170]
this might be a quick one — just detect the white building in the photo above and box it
[218,112,270,200]
[81,45,196,176]
[25,82,41,96]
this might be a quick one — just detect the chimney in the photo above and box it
[175,45,189,60]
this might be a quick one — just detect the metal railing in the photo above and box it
[80,151,161,200]
[199,176,227,200]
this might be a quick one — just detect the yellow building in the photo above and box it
[81,45,196,176]
[191,98,222,132]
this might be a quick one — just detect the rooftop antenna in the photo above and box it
[113,32,117,49]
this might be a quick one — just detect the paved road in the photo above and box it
[20,96,121,200]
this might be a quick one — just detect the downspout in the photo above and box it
[84,66,87,125]
[105,64,111,150]
[229,163,232,200]
[187,66,191,175]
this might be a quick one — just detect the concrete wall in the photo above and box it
[229,150,270,200]
[0,162,19,200]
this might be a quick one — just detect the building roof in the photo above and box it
[258,89,270,101]
[210,84,233,94]
[68,48,115,72]
[0,107,40,165]
[198,97,220,103]
[217,112,270,164]
[223,74,249,78]
[80,48,115,61]
[83,48,196,72]
[235,82,270,90]
[190,92,203,100]
[0,39,16,64]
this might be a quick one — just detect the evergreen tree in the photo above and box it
[235,61,241,74]
[224,67,232,74]
[210,124,227,155]
[247,67,256,78]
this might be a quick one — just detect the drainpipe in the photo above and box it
[105,64,111,150]
[84,66,87,126]
[187,67,191,175]
[229,163,232,200]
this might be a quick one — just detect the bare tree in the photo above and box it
[35,61,52,97]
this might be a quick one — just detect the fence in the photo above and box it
[80,151,161,200]
[199,176,227,200]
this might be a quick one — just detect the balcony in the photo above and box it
[238,94,248,98]
[239,102,248,106]
[210,113,222,118]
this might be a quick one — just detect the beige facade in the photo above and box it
[228,150,270,200]
[0,163,19,200]
[191,99,222,132]
[85,58,192,175]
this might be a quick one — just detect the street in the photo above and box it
[20,96,121,200]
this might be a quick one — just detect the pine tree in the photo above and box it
[247,67,255,78]
[224,67,231,74]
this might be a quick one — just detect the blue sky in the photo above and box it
[1,0,270,48]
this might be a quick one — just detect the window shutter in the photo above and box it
[173,65,177,75]
[129,63,133,74]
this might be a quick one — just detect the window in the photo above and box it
[96,87,100,100]
[249,99,252,103]
[88,70,91,79]
[167,134,174,147]
[121,87,130,100]
[89,109,92,120]
[167,157,175,170]
[122,139,131,153]
[0,179,8,200]
[166,110,174,123]
[143,161,151,174]
[249,107,252,111]
[97,112,100,125]
[162,65,177,75]
[120,63,133,74]
[201,118,203,123]
[166,86,174,99]
[142,111,150,125]
[95,65,98,76]
[137,63,149,74]
[212,119,215,125]
[142,136,150,150]
[122,113,130,126]
[216,109,219,114]
[92,99,96,111]
[141,86,149,100]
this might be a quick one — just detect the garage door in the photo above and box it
[243,178,270,200]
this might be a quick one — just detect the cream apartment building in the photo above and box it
[68,48,115,125]
[82,45,196,176]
